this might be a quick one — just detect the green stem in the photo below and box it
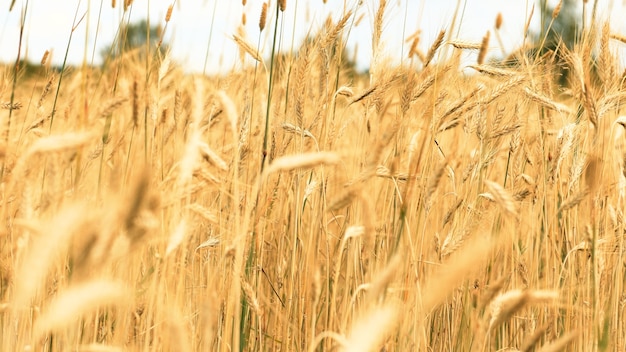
[50,2,85,132]
[202,0,219,76]
[260,4,281,173]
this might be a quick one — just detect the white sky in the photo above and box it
[1,0,625,74]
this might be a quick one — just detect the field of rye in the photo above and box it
[1,0,626,351]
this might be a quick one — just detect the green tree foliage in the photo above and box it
[535,0,580,53]
[101,19,167,64]
[533,0,582,86]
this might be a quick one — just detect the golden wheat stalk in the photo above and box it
[232,34,263,62]
[264,151,340,176]
[482,180,518,217]
[33,280,130,339]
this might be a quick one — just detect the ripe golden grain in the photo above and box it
[264,151,340,176]
[259,3,267,31]
[495,12,503,30]
[232,34,263,62]
[3,4,623,351]
[165,4,173,22]
[424,29,445,66]
[33,280,129,339]
[477,31,490,64]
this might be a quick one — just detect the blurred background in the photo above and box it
[1,0,625,74]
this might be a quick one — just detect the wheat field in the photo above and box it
[1,1,626,351]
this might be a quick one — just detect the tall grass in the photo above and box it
[1,1,626,351]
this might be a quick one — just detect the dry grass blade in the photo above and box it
[198,141,229,171]
[411,66,450,102]
[557,189,589,213]
[328,187,361,211]
[232,34,263,62]
[349,85,377,105]
[344,304,398,352]
[585,155,601,194]
[13,202,92,308]
[163,307,193,352]
[489,290,558,331]
[481,75,525,105]
[319,10,353,50]
[536,330,580,352]
[425,29,446,66]
[489,124,521,139]
[442,199,463,227]
[76,344,124,352]
[28,131,94,154]
[158,53,171,82]
[187,203,218,223]
[282,122,315,139]
[264,151,340,175]
[447,40,482,50]
[483,180,517,216]
[421,237,493,312]
[33,280,129,339]
[477,276,507,311]
[364,254,402,304]
[196,237,220,250]
[583,82,599,128]
[335,86,354,98]
[241,278,262,317]
[425,158,448,202]
[376,165,408,181]
[488,290,529,331]
[468,64,517,77]
[462,75,524,114]
[437,86,482,129]
[37,74,55,108]
[610,32,626,44]
[215,90,239,134]
[520,323,551,352]
[524,87,572,114]
[165,220,187,256]
[598,92,626,117]
[372,0,387,55]
[1,101,22,109]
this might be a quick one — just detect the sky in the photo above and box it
[1,0,625,74]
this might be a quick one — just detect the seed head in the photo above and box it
[41,50,50,66]
[477,31,490,65]
[259,3,267,31]
[495,13,503,30]
[552,0,562,19]
[165,5,173,22]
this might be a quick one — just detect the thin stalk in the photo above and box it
[90,0,105,66]
[2,0,28,181]
[49,1,86,133]
[75,0,94,187]
[400,0,409,66]
[202,0,219,76]
[98,6,133,195]
[144,1,151,164]
[260,4,281,173]
[43,2,85,201]
[534,0,557,62]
